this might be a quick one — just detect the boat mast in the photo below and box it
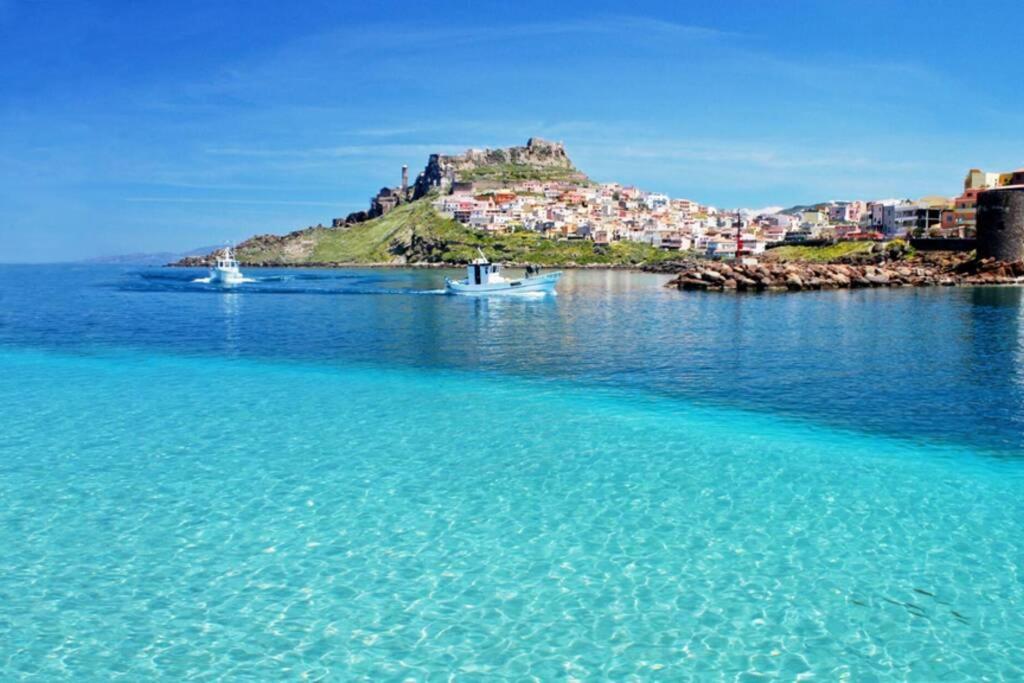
[734,211,743,258]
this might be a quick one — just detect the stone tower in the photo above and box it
[401,165,409,195]
[976,186,1024,261]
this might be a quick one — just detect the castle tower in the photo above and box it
[977,186,1024,261]
[401,165,409,195]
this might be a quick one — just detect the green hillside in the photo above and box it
[232,199,678,266]
[456,163,586,183]
[765,241,876,262]
[765,240,913,263]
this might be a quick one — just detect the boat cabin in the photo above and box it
[216,250,239,270]
[466,257,502,285]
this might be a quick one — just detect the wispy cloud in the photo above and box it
[174,14,734,101]
[124,197,344,207]
[471,15,736,41]
[316,14,735,50]
[351,125,435,137]
[202,143,455,159]
[140,180,312,192]
[602,140,930,172]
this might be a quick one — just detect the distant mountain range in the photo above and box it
[83,246,222,266]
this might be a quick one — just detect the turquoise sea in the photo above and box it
[1,265,1023,680]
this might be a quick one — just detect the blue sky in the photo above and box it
[3,1,1024,261]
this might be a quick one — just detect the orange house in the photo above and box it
[952,187,985,233]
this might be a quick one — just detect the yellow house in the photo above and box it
[965,167,1017,189]
[919,195,953,210]
[964,168,1000,190]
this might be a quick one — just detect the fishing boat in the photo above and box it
[445,251,561,296]
[208,247,245,285]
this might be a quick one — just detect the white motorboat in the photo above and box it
[208,247,245,285]
[445,251,561,296]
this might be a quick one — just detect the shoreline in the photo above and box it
[165,261,650,271]
[661,253,1024,292]
[164,253,1024,292]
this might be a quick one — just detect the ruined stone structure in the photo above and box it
[976,186,1024,261]
[411,154,448,199]
[370,187,401,216]
[412,137,582,198]
[332,164,414,226]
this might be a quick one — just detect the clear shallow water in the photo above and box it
[1,265,1023,679]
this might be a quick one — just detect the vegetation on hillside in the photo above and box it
[765,239,915,263]
[235,199,680,266]
[455,163,585,183]
[453,230,682,266]
[766,241,878,263]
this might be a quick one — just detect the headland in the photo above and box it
[172,138,1024,289]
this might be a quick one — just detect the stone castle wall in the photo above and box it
[977,187,1024,261]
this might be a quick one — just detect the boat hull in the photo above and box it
[445,271,562,296]
[209,268,245,285]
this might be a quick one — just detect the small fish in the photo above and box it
[851,599,867,607]
[882,597,903,606]
[951,610,969,621]
[904,601,924,611]
[913,588,935,597]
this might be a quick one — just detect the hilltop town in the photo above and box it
[339,139,1020,260]
[405,142,1017,259]
[176,138,1022,267]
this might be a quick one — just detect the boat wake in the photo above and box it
[191,276,258,284]
[127,271,460,297]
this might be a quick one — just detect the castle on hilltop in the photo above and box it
[332,138,578,227]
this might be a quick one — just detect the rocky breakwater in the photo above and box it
[664,253,1024,293]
